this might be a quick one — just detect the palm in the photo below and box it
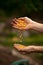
[12,17,33,30]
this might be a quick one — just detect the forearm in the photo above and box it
[32,21,43,33]
[34,46,43,53]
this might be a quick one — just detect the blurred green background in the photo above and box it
[0,0,43,61]
[0,0,43,46]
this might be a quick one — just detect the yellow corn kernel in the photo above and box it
[17,44,26,49]
[17,19,27,27]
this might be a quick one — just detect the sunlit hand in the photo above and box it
[14,44,35,53]
[18,46,35,53]
[11,17,34,30]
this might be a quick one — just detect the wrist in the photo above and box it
[31,21,43,32]
[29,45,36,52]
[31,21,38,30]
[31,46,38,52]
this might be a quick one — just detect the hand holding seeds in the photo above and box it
[11,17,33,30]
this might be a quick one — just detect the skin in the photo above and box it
[12,17,43,53]
[12,17,43,32]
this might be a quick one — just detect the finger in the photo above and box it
[11,22,17,27]
[12,18,18,24]
[18,17,25,21]
[12,24,19,28]
[19,17,32,23]
[12,24,22,30]
[14,44,20,47]
[11,20,17,25]
[11,21,18,26]
[19,48,31,54]
[11,22,26,30]
[18,17,29,24]
[12,18,17,22]
[11,22,15,25]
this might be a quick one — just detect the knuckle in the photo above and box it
[25,17,27,18]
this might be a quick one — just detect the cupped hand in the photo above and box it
[14,44,35,54]
[18,45,35,53]
[11,17,34,30]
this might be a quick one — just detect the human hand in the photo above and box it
[18,45,35,53]
[14,44,35,54]
[11,17,34,30]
